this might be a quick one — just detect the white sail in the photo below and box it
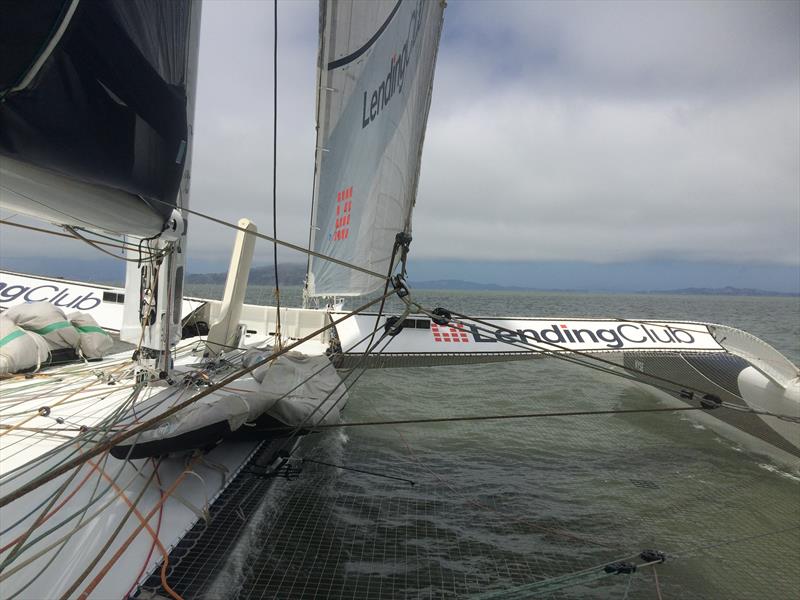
[306,0,445,297]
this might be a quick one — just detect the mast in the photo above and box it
[0,1,204,376]
[120,0,203,376]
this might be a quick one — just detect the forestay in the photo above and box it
[306,0,445,297]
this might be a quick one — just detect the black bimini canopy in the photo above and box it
[0,0,194,221]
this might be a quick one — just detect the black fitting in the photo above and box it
[431,307,452,326]
[639,549,666,564]
[391,275,410,298]
[384,316,404,336]
[700,394,722,409]
[395,232,413,248]
[604,561,637,575]
[680,390,694,400]
[38,406,51,417]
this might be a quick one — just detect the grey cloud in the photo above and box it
[2,1,797,273]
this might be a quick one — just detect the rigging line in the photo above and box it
[65,225,160,263]
[0,219,154,255]
[57,462,160,600]
[0,451,158,582]
[229,315,397,431]
[444,309,747,404]
[365,238,401,357]
[146,197,389,282]
[272,0,282,348]
[246,405,729,432]
[0,289,396,508]
[0,184,121,232]
[652,565,663,600]
[3,445,121,600]
[0,361,132,439]
[0,382,148,523]
[0,415,124,555]
[125,459,165,600]
[0,368,137,479]
[0,389,150,554]
[75,455,203,600]
[77,225,166,258]
[367,406,616,550]
[428,313,710,400]
[0,453,84,571]
[269,326,398,461]
[2,386,192,562]
[82,456,183,600]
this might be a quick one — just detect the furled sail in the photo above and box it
[306,0,445,297]
[0,0,199,236]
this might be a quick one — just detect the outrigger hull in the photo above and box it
[334,312,800,468]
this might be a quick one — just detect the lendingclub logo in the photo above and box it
[0,279,102,311]
[431,321,698,349]
[431,322,469,343]
[330,186,353,242]
[361,0,425,129]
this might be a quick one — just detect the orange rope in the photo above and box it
[125,461,164,599]
[76,457,201,600]
[0,457,100,554]
[86,457,183,600]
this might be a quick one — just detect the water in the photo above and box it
[187,286,800,599]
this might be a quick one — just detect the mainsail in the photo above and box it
[0,0,197,236]
[306,0,445,297]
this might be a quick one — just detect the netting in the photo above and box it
[140,361,800,599]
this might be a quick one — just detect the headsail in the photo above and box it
[306,0,445,297]
[0,0,198,236]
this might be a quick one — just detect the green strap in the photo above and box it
[0,330,26,348]
[75,325,110,336]
[32,321,74,336]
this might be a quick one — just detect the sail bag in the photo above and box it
[0,316,50,375]
[68,312,114,358]
[4,303,79,351]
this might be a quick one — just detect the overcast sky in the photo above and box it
[2,0,798,285]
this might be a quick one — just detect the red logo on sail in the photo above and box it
[431,322,469,343]
[332,187,353,241]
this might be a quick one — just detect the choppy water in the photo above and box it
[187,285,800,599]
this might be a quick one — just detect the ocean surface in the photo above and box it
[186,285,800,599]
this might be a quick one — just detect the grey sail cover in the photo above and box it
[306,0,445,297]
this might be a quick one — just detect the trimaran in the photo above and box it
[0,1,797,598]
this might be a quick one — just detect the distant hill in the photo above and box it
[409,279,796,297]
[186,264,306,286]
[409,279,532,291]
[642,286,798,297]
[183,271,799,297]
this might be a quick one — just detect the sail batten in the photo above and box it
[306,0,445,297]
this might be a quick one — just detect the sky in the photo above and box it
[1,0,799,292]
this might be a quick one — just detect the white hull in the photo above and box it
[0,341,268,598]
[1,271,334,598]
[2,271,798,597]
